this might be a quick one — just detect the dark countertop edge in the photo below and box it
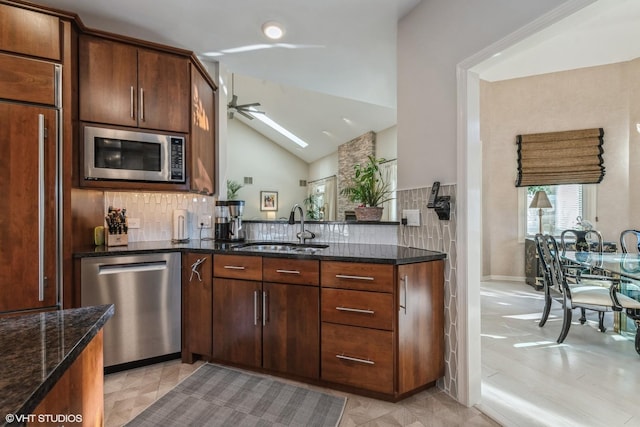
[243,220,400,225]
[14,304,115,419]
[72,242,447,264]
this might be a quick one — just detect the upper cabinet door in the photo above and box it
[189,65,215,194]
[79,36,190,133]
[138,49,190,133]
[0,4,60,61]
[79,35,138,128]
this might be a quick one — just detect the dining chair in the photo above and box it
[620,229,640,253]
[560,229,604,254]
[535,234,614,342]
[560,229,608,282]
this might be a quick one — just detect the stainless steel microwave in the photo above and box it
[83,126,185,183]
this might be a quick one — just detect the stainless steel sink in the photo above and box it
[232,242,329,254]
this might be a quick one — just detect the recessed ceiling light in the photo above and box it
[202,51,223,57]
[262,21,285,40]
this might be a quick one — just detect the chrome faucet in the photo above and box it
[288,204,315,244]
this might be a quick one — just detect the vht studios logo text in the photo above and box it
[5,413,83,424]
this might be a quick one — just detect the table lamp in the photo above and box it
[529,190,552,234]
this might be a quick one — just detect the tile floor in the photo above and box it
[479,280,640,427]
[104,360,497,427]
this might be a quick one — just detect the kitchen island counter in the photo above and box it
[73,240,446,265]
[0,304,114,425]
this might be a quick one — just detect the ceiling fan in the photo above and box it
[227,74,265,120]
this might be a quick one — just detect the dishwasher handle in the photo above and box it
[98,261,168,275]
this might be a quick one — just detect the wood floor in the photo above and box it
[104,359,496,426]
[479,280,640,427]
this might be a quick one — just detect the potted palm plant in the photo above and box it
[340,155,394,221]
[226,180,243,200]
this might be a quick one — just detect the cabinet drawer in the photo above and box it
[321,288,393,330]
[263,258,319,286]
[321,261,394,292]
[213,254,262,281]
[321,323,393,394]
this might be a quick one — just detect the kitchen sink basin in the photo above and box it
[232,242,329,254]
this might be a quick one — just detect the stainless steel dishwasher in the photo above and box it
[81,252,181,369]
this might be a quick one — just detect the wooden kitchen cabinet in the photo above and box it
[0,3,60,61]
[213,277,263,367]
[211,255,320,379]
[79,35,190,133]
[189,64,216,194]
[182,252,212,362]
[262,258,319,379]
[0,100,58,313]
[320,260,445,398]
[212,255,263,368]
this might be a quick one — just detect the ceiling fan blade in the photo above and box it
[237,109,254,120]
[236,102,261,108]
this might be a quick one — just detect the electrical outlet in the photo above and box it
[403,209,421,226]
[128,217,141,229]
[199,215,212,228]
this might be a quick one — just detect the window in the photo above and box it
[518,184,596,240]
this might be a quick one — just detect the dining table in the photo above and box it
[562,251,640,354]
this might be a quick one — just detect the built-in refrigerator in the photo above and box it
[0,57,61,314]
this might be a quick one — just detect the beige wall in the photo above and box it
[227,120,309,220]
[481,58,640,279]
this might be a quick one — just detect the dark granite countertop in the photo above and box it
[0,305,114,425]
[73,240,446,264]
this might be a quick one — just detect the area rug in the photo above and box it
[125,363,346,427]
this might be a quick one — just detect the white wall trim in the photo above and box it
[456,0,597,407]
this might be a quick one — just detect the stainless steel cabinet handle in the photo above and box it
[139,88,145,121]
[223,265,246,270]
[262,291,267,326]
[336,354,375,365]
[276,269,300,274]
[254,290,259,326]
[189,257,206,282]
[399,275,408,314]
[38,114,45,301]
[335,274,374,281]
[336,306,374,315]
[130,86,135,118]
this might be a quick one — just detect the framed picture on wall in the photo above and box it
[260,191,278,211]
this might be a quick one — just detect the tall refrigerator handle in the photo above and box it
[38,114,45,301]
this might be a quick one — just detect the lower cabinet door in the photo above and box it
[262,282,319,379]
[212,277,262,368]
[321,323,393,394]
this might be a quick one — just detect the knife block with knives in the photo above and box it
[104,206,129,246]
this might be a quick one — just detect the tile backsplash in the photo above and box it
[104,192,398,245]
[104,192,216,242]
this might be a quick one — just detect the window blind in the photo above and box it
[515,128,605,187]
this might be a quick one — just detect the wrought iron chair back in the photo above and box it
[620,229,640,254]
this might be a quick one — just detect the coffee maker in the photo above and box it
[226,200,245,241]
[214,201,230,240]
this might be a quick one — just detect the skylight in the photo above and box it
[249,108,308,148]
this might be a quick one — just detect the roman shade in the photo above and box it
[515,128,605,187]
